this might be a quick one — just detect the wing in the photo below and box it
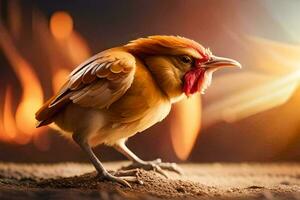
[35,49,136,127]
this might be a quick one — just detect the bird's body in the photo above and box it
[35,35,241,186]
[51,54,172,146]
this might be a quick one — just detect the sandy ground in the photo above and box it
[0,162,299,200]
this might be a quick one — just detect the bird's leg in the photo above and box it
[72,134,141,187]
[113,141,183,177]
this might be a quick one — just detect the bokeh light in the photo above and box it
[50,11,73,39]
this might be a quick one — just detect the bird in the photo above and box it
[35,35,241,187]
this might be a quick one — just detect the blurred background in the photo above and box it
[0,0,300,163]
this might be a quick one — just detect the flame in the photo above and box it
[50,11,74,40]
[53,69,70,93]
[0,87,32,145]
[0,22,44,144]
[51,32,90,93]
[14,62,44,135]
[49,11,90,93]
[2,87,17,141]
[170,94,201,160]
[64,31,91,65]
[0,6,90,149]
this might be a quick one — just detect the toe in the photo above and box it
[152,164,168,178]
[114,177,132,188]
[152,158,162,164]
[121,176,143,185]
[112,169,139,177]
[109,169,144,185]
[159,162,184,175]
[119,160,183,177]
[99,172,132,187]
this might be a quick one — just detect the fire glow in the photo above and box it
[0,4,298,162]
[0,10,203,158]
[0,22,44,144]
[0,10,87,148]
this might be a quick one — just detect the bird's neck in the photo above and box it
[141,57,185,103]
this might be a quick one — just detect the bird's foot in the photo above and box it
[121,158,183,178]
[98,169,143,188]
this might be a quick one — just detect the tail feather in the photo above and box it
[35,96,70,128]
[36,121,43,128]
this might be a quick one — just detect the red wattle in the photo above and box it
[183,68,205,96]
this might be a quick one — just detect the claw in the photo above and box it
[115,177,132,188]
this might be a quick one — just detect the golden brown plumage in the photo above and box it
[35,35,241,187]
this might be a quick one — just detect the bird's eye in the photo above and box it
[179,55,193,64]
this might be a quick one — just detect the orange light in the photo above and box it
[53,69,70,93]
[0,22,44,144]
[170,94,202,160]
[0,11,91,148]
[64,31,91,65]
[15,61,44,135]
[50,11,73,39]
[3,87,17,141]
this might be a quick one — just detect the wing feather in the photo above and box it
[35,49,136,127]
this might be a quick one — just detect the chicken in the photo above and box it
[35,35,241,187]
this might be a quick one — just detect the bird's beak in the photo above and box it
[202,56,242,70]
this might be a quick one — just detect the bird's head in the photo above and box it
[125,35,241,100]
